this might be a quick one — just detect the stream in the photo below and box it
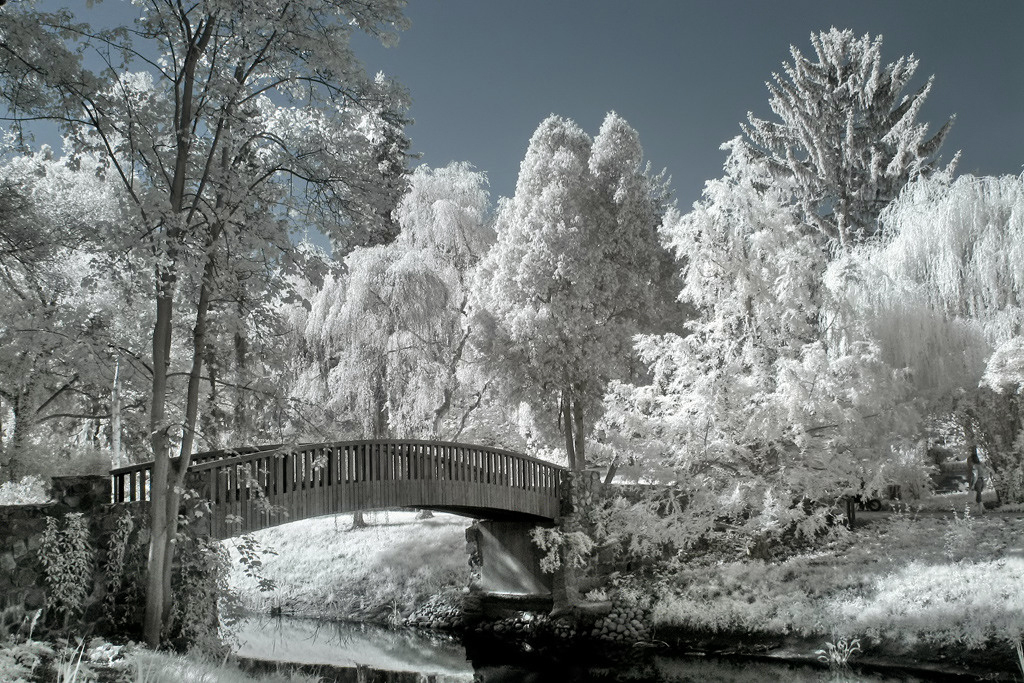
[231,616,949,682]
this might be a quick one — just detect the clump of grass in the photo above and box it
[942,505,976,561]
[54,638,94,683]
[815,636,861,669]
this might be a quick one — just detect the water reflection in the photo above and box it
[232,616,932,683]
[469,659,927,683]
[233,616,472,678]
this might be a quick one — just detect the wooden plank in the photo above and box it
[318,446,328,518]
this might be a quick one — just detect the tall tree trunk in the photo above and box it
[201,343,222,449]
[0,398,5,476]
[9,395,22,480]
[143,17,215,647]
[561,391,577,472]
[572,398,586,469]
[4,394,29,481]
[233,299,249,442]
[110,361,122,469]
[160,238,219,632]
[144,282,175,647]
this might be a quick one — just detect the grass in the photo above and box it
[910,488,1000,512]
[648,509,1024,652]
[0,636,323,682]
[224,511,471,622]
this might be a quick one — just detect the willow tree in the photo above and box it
[835,172,1024,502]
[0,0,410,645]
[300,162,492,442]
[743,28,954,246]
[472,113,668,472]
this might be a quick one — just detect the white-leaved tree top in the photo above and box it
[742,28,954,246]
[299,162,492,441]
[472,112,669,471]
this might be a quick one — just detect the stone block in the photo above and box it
[0,552,15,574]
[11,539,27,559]
[26,534,42,552]
[15,567,38,588]
[24,589,46,610]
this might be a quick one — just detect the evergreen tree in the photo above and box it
[742,28,954,246]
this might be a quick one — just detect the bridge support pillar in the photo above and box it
[467,520,551,596]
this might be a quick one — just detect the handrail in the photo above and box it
[188,439,564,472]
[112,439,564,475]
[109,443,283,476]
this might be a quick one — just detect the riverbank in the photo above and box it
[225,508,1024,680]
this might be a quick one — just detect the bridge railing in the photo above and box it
[110,443,284,504]
[110,440,564,532]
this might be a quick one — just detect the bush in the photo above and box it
[0,475,51,505]
[866,444,936,500]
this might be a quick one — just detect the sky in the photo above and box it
[12,0,1024,216]
[348,0,1024,212]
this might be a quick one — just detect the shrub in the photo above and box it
[38,513,95,626]
[0,475,51,505]
[942,506,976,561]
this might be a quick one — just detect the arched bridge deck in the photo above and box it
[110,440,566,539]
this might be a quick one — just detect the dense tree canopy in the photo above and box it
[472,112,669,471]
[604,139,918,544]
[0,149,148,479]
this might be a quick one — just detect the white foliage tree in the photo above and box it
[604,140,918,548]
[834,172,1024,501]
[742,27,954,246]
[472,112,668,472]
[300,162,492,441]
[0,0,411,644]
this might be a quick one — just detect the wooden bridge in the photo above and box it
[110,439,567,539]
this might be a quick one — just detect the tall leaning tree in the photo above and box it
[0,0,410,646]
[742,27,954,246]
[472,113,668,472]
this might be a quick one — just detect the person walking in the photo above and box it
[967,448,987,514]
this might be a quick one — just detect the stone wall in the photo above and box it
[0,475,149,631]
